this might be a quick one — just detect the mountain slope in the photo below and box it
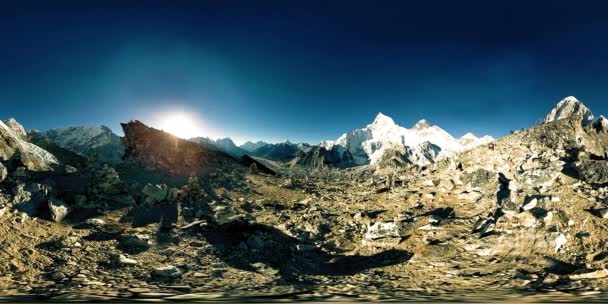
[250,141,303,162]
[240,141,270,152]
[190,137,247,158]
[43,126,124,164]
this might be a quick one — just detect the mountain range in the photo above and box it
[15,95,604,172]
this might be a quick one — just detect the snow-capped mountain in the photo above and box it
[321,113,494,166]
[43,126,124,164]
[240,141,270,152]
[543,96,594,124]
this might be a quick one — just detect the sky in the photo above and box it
[2,0,608,144]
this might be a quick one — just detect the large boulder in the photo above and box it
[0,162,6,182]
[48,198,70,222]
[0,119,59,171]
[575,160,608,185]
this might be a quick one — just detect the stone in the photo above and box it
[365,222,402,240]
[0,162,6,182]
[152,265,182,279]
[522,198,538,211]
[598,208,608,219]
[56,235,81,248]
[472,217,493,233]
[552,233,567,252]
[423,180,435,187]
[85,218,105,227]
[142,184,168,204]
[113,254,138,266]
[0,203,6,218]
[48,198,70,222]
[569,269,608,280]
[516,212,537,228]
[575,160,608,185]
[118,234,151,252]
[458,190,483,201]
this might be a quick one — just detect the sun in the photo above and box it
[157,112,202,139]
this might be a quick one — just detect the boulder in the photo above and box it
[575,160,608,185]
[118,234,151,252]
[113,254,138,266]
[48,198,70,222]
[142,184,168,204]
[365,222,403,240]
[0,162,6,182]
[152,265,182,279]
[458,190,483,201]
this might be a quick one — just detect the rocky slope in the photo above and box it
[121,120,239,177]
[43,126,124,164]
[0,118,59,171]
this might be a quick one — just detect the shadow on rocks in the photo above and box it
[196,219,413,279]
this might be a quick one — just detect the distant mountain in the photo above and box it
[190,137,247,158]
[250,141,304,162]
[318,113,494,167]
[543,96,594,125]
[240,141,270,152]
[43,126,124,164]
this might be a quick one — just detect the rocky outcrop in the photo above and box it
[574,160,608,185]
[121,120,233,177]
[0,119,59,171]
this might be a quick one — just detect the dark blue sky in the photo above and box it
[2,0,608,144]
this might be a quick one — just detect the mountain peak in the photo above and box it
[460,132,478,140]
[371,112,396,126]
[412,119,432,129]
[544,96,594,124]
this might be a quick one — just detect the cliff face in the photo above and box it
[121,120,231,177]
[0,119,59,171]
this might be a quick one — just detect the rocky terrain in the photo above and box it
[1,96,608,302]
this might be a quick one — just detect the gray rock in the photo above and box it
[365,222,403,240]
[522,197,538,211]
[152,265,182,279]
[458,190,483,201]
[598,208,608,219]
[462,169,497,190]
[48,198,70,222]
[575,160,608,185]
[113,254,138,266]
[118,234,151,252]
[85,218,105,227]
[0,162,6,182]
[142,184,168,204]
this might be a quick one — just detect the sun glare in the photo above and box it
[157,112,202,139]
